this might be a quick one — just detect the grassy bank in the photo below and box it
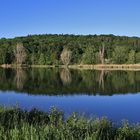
[0,107,140,140]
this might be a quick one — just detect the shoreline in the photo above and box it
[1,64,140,71]
[69,64,140,71]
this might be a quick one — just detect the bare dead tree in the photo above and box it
[60,48,72,66]
[99,43,105,64]
[15,42,27,65]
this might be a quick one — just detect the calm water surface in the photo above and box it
[0,68,140,123]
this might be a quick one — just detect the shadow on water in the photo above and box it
[0,68,140,95]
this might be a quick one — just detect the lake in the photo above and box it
[0,68,140,123]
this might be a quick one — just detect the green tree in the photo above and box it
[112,46,128,64]
[38,53,46,65]
[81,45,96,64]
[135,52,140,63]
[0,48,6,64]
[127,50,136,64]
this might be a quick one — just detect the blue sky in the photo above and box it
[0,0,140,38]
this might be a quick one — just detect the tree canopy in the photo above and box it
[0,34,140,65]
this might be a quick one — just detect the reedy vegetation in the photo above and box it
[0,107,140,140]
[0,34,140,65]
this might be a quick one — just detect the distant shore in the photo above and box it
[1,64,140,71]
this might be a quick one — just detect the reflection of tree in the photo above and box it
[112,71,127,89]
[80,70,95,89]
[60,68,72,85]
[99,70,105,90]
[127,71,135,85]
[98,70,112,91]
[38,68,46,81]
[14,68,26,90]
[0,68,140,95]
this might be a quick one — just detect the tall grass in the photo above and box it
[0,107,139,140]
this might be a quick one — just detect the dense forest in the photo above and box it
[0,34,140,65]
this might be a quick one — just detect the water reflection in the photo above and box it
[60,68,72,85]
[0,68,140,95]
[0,68,140,122]
[14,68,27,90]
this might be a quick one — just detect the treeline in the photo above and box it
[0,34,140,65]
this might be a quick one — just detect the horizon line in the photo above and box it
[1,33,140,40]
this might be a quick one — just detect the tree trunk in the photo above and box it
[99,43,105,64]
